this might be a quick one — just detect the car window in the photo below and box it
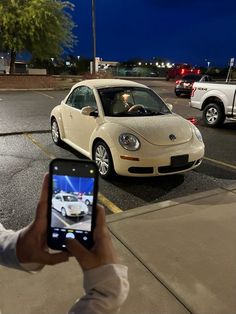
[98,87,170,117]
[183,75,201,81]
[66,86,97,110]
[200,75,212,82]
[63,195,78,202]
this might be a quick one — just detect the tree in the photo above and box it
[0,0,76,74]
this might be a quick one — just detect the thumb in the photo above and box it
[66,239,91,261]
[35,173,49,221]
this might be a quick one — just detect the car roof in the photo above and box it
[71,79,147,90]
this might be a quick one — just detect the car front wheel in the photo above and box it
[93,141,114,179]
[85,199,90,206]
[61,207,67,217]
[203,103,225,127]
[51,118,62,145]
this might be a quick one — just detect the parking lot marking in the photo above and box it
[204,156,236,170]
[24,133,56,159]
[24,133,123,214]
[52,212,70,227]
[98,192,123,213]
[35,91,55,99]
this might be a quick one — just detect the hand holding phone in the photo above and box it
[16,174,69,266]
[66,204,119,271]
[47,158,98,251]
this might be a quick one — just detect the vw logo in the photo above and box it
[169,134,176,141]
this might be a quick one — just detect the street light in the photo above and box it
[92,0,96,74]
[205,59,210,69]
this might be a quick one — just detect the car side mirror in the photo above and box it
[166,103,173,111]
[81,106,98,117]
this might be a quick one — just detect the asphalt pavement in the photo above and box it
[1,184,236,314]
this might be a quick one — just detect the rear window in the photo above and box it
[182,75,201,81]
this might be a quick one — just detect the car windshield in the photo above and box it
[98,87,171,117]
[63,195,78,202]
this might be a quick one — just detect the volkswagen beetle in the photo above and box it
[51,79,204,178]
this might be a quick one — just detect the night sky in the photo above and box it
[70,0,236,67]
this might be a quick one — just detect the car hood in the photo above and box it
[106,114,193,145]
[66,201,86,209]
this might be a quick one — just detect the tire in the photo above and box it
[51,118,62,145]
[93,141,114,179]
[175,91,181,97]
[203,103,225,127]
[85,199,90,206]
[61,207,67,217]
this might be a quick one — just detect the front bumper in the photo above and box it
[111,141,205,177]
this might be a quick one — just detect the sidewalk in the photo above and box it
[1,185,236,314]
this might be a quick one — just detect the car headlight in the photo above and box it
[119,133,140,151]
[193,126,203,142]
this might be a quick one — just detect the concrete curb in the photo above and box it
[107,186,236,223]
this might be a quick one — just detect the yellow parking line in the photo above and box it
[204,156,236,170]
[24,133,56,159]
[98,192,123,213]
[52,212,70,227]
[24,133,123,214]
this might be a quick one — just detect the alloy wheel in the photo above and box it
[95,144,109,176]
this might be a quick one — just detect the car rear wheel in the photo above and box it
[203,103,225,127]
[93,141,114,179]
[175,91,181,97]
[51,118,62,145]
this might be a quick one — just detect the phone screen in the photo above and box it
[47,158,98,251]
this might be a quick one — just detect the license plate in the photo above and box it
[171,155,189,167]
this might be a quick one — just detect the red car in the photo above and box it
[166,64,201,80]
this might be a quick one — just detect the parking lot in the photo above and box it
[1,79,236,313]
[0,80,236,230]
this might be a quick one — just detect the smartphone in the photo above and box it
[47,158,98,251]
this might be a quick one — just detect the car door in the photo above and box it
[60,91,79,141]
[65,86,98,153]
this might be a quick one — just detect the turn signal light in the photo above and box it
[120,155,140,161]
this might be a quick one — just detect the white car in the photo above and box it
[52,193,89,217]
[51,79,204,178]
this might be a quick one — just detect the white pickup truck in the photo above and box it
[190,82,236,127]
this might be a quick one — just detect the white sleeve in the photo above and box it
[0,223,43,272]
[0,223,22,270]
[68,264,129,314]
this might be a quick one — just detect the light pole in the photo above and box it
[92,0,96,74]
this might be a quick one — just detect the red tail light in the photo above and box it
[187,117,197,125]
[197,69,200,74]
[181,69,185,75]
[175,80,180,84]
